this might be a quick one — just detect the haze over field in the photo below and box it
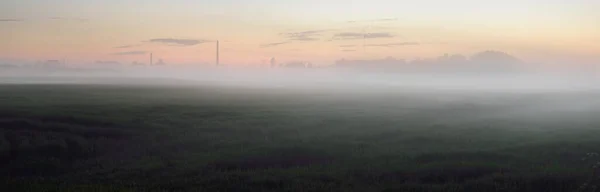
[2,0,598,91]
[2,1,600,191]
[0,54,598,93]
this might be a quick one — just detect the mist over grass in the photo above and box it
[1,61,600,191]
[2,61,599,128]
[1,62,598,92]
[1,83,599,191]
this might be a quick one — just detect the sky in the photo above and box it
[1,0,599,66]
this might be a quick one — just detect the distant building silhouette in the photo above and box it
[436,54,468,65]
[335,51,522,73]
[471,51,519,64]
[335,57,406,70]
[0,63,17,68]
[131,61,145,66]
[284,61,308,68]
[469,51,521,72]
[40,60,65,68]
[95,61,122,66]
[270,57,277,67]
[155,59,166,65]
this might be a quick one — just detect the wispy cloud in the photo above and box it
[370,26,398,30]
[341,49,356,52]
[333,32,364,39]
[333,32,395,40]
[148,38,210,46]
[290,36,320,41]
[348,18,398,23]
[339,45,356,48]
[260,41,290,48]
[280,30,328,41]
[366,42,420,47]
[282,30,327,37]
[113,51,148,55]
[364,33,395,39]
[114,44,141,49]
[376,18,398,22]
[49,17,88,22]
[0,19,23,22]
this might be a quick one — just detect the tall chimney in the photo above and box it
[150,52,153,65]
[216,40,219,66]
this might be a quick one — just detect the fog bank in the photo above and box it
[1,64,598,93]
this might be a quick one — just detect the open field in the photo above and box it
[1,83,600,191]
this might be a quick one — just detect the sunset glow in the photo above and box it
[1,0,599,66]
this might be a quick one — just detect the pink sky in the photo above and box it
[1,0,599,66]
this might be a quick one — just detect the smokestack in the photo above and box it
[216,40,219,66]
[150,53,153,65]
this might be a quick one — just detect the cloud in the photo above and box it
[148,38,209,46]
[260,41,290,48]
[370,26,398,30]
[374,18,398,22]
[341,49,356,52]
[0,19,23,22]
[366,42,420,47]
[49,17,88,22]
[339,45,356,48]
[114,44,140,49]
[334,32,364,39]
[290,36,320,41]
[113,51,148,55]
[282,30,327,37]
[364,33,395,39]
[333,32,395,40]
[280,30,328,41]
[348,18,398,23]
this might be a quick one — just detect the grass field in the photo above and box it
[1,83,600,191]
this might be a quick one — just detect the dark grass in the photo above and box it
[1,84,600,191]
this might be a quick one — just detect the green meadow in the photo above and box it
[1,84,599,192]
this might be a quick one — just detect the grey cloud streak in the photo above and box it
[333,32,395,40]
[148,38,210,46]
[114,44,140,49]
[290,36,320,41]
[113,51,148,55]
[49,17,89,22]
[280,30,329,41]
[260,41,290,48]
[282,30,327,36]
[0,19,23,22]
[366,42,420,47]
[348,18,398,23]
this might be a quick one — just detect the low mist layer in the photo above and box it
[1,63,598,93]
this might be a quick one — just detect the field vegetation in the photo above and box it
[1,84,599,191]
